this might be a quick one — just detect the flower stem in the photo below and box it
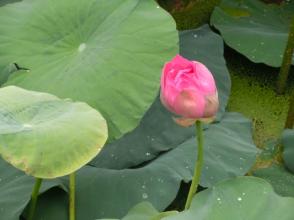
[184,120,204,210]
[276,16,294,94]
[69,172,76,220]
[28,178,43,220]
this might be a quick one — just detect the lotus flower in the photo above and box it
[160,55,219,126]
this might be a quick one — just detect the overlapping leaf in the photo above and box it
[254,164,294,197]
[211,0,294,67]
[0,0,21,7]
[164,177,294,220]
[0,158,62,220]
[0,0,177,140]
[34,112,258,219]
[90,25,231,170]
[0,86,108,178]
[100,177,294,220]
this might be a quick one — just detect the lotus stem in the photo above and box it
[69,172,76,220]
[28,178,43,220]
[276,16,294,94]
[285,89,294,128]
[184,120,204,210]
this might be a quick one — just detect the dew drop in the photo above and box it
[146,152,151,156]
[23,124,32,128]
[237,197,242,201]
[242,192,246,196]
[78,43,86,52]
[142,193,148,199]
[142,185,146,189]
[193,34,198,38]
[156,6,160,9]
[157,178,164,183]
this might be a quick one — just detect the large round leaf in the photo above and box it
[164,177,294,220]
[211,0,294,67]
[0,158,62,220]
[282,129,294,173]
[113,177,294,220]
[0,0,177,140]
[33,112,258,219]
[90,25,231,170]
[0,86,108,178]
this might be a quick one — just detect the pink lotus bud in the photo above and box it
[160,55,219,126]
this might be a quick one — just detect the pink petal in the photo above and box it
[193,61,216,95]
[203,92,219,118]
[171,54,191,66]
[173,117,197,127]
[173,90,206,118]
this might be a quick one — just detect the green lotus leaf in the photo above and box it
[282,129,294,173]
[98,177,294,220]
[0,0,21,7]
[211,0,294,67]
[118,202,161,220]
[0,86,108,178]
[91,25,231,170]
[33,112,258,219]
[99,202,177,220]
[0,158,62,220]
[164,177,294,220]
[253,164,294,197]
[251,139,294,197]
[0,0,177,141]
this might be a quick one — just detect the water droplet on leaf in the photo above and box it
[142,193,148,199]
[78,43,86,52]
